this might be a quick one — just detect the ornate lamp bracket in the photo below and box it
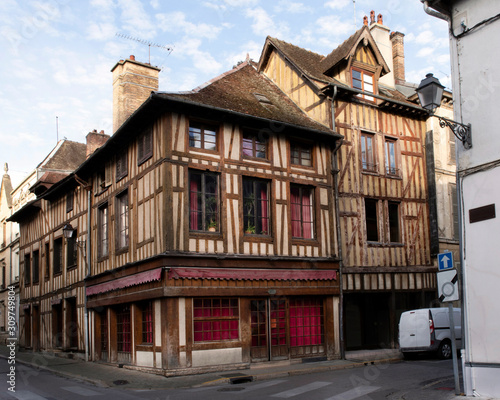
[436,114,472,150]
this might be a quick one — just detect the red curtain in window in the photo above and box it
[291,189,301,237]
[289,298,323,347]
[190,179,199,230]
[260,187,268,234]
[302,190,313,239]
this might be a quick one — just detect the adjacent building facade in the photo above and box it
[423,0,500,397]
[258,14,437,350]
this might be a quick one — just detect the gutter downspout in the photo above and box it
[84,189,91,362]
[330,84,345,359]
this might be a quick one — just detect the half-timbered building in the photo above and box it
[257,13,437,350]
[12,55,342,373]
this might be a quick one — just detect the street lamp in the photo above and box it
[416,73,472,149]
[63,223,75,239]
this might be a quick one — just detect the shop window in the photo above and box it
[291,142,312,167]
[243,177,270,235]
[289,297,324,347]
[189,170,219,232]
[193,298,239,342]
[189,121,218,151]
[141,301,153,344]
[116,305,131,353]
[291,185,314,239]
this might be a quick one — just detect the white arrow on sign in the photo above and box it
[441,255,451,269]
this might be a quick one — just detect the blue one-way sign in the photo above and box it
[438,251,454,271]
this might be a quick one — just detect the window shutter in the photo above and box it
[104,161,112,187]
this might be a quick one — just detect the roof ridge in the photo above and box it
[192,58,253,93]
[268,36,325,59]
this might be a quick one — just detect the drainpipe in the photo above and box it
[330,84,345,359]
[84,189,91,362]
[421,0,450,22]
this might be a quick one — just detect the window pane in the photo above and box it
[388,202,400,242]
[352,69,361,80]
[189,127,202,148]
[365,198,378,241]
[189,171,219,232]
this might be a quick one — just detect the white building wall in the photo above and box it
[445,0,500,397]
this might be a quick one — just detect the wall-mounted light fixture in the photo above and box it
[416,73,472,149]
[62,223,86,250]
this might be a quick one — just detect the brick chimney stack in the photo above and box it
[111,55,160,132]
[86,129,110,158]
[390,31,405,84]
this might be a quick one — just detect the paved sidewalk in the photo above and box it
[1,345,403,390]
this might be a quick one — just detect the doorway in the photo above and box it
[250,297,325,362]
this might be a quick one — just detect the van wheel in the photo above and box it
[437,340,452,359]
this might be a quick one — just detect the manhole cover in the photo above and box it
[113,380,129,386]
[217,387,246,392]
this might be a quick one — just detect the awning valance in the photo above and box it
[86,268,162,296]
[168,268,337,281]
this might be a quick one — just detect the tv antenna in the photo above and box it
[116,33,173,64]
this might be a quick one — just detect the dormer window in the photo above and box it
[352,68,374,101]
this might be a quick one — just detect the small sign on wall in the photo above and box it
[469,203,496,223]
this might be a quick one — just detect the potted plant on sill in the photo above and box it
[208,219,217,232]
[245,223,256,235]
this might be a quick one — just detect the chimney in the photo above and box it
[390,31,405,84]
[368,12,395,88]
[111,55,161,132]
[86,129,110,158]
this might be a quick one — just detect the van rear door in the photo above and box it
[400,309,431,349]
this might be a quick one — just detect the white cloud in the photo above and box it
[225,40,262,67]
[117,0,155,37]
[224,0,259,6]
[175,38,222,76]
[87,21,116,40]
[274,1,313,14]
[417,47,435,58]
[325,0,350,10]
[156,12,222,39]
[316,14,352,37]
[415,30,435,45]
[246,7,289,38]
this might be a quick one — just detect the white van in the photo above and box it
[398,307,461,359]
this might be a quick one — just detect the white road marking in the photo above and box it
[61,386,102,396]
[325,385,380,400]
[272,381,331,398]
[235,379,287,393]
[7,390,47,400]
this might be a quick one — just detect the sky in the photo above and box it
[0,0,451,188]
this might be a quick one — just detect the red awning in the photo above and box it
[168,268,336,281]
[86,268,162,296]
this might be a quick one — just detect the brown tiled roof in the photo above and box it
[159,61,336,134]
[264,37,332,85]
[40,140,86,171]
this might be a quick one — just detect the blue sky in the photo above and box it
[0,0,450,187]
